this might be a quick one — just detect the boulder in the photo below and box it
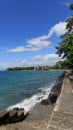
[13,107,19,111]
[24,110,28,116]
[16,108,25,122]
[49,92,58,104]
[0,108,29,125]
[0,111,9,125]
[14,107,28,115]
[9,108,28,123]
[13,107,24,111]
[41,99,50,105]
[8,110,18,123]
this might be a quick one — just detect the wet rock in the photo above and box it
[49,92,58,104]
[41,72,65,105]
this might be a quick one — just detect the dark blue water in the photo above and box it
[0,70,63,111]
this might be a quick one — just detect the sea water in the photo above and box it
[0,70,63,111]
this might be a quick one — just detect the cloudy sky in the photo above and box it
[0,0,73,69]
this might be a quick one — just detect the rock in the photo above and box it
[0,111,9,125]
[49,94,58,104]
[13,107,28,116]
[41,72,65,105]
[13,107,24,111]
[8,110,18,123]
[0,108,29,125]
[13,107,19,111]
[8,108,28,123]
[48,91,58,104]
[41,99,50,105]
[13,107,28,120]
[17,108,25,122]
[24,111,28,116]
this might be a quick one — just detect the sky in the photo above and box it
[0,0,73,69]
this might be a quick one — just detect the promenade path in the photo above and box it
[46,72,73,130]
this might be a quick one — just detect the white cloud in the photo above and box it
[7,40,51,52]
[7,46,29,52]
[49,22,67,36]
[7,21,67,52]
[0,54,62,69]
[33,54,62,65]
[0,60,28,70]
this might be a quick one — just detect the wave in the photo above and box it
[7,82,54,112]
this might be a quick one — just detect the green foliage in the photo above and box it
[56,33,73,69]
[52,64,60,69]
[69,4,73,10]
[7,68,13,71]
[56,33,73,57]
[7,65,61,71]
[56,4,73,69]
[66,16,73,33]
[7,66,34,71]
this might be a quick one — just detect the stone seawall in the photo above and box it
[41,72,65,105]
[47,71,73,130]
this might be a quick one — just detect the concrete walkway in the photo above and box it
[47,73,73,130]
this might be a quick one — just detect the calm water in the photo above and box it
[0,70,63,111]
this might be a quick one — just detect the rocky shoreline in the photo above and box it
[0,108,28,125]
[41,72,65,105]
[0,72,65,129]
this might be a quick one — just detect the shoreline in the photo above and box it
[0,70,63,111]
[0,72,65,129]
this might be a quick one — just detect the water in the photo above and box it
[0,70,63,111]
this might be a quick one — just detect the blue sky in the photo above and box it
[0,0,73,69]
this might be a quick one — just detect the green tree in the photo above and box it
[56,3,73,69]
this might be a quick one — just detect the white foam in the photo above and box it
[7,84,53,112]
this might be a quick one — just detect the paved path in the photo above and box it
[47,73,73,130]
